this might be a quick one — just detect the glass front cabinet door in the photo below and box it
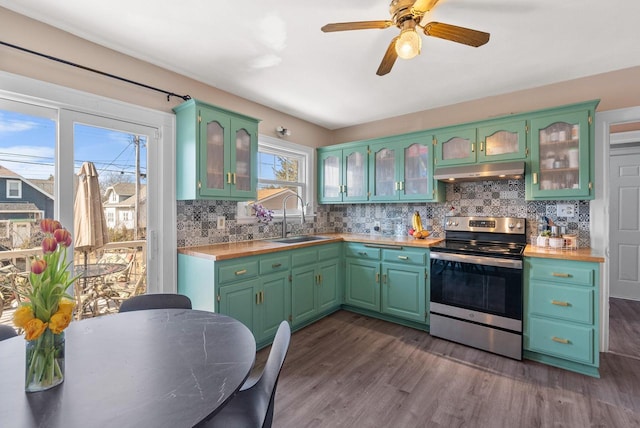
[477,119,527,163]
[434,127,477,166]
[528,109,593,199]
[369,134,435,202]
[174,99,259,200]
[318,146,368,203]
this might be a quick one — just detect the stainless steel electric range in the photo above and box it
[429,216,526,360]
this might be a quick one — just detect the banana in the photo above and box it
[413,211,423,232]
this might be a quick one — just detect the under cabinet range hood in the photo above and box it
[434,161,525,182]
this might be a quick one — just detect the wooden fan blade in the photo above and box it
[412,0,441,14]
[423,22,490,47]
[321,21,393,32]
[377,37,399,76]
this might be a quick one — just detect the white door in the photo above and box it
[609,147,640,300]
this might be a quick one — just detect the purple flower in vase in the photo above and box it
[252,203,274,224]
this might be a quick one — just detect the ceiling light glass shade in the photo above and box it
[395,29,422,59]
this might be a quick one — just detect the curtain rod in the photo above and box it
[1,40,192,102]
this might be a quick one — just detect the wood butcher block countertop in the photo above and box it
[178,233,444,261]
[524,245,605,263]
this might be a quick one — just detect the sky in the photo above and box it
[0,109,147,183]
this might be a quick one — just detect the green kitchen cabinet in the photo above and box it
[368,133,442,202]
[174,98,259,201]
[318,146,369,203]
[433,119,528,167]
[344,243,428,324]
[523,257,600,377]
[526,100,599,200]
[290,244,342,327]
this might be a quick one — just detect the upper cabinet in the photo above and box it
[174,99,260,200]
[526,100,598,200]
[434,119,528,167]
[369,133,440,202]
[318,146,368,203]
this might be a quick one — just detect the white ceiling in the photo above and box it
[2,0,640,130]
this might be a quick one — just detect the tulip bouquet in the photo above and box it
[13,218,78,392]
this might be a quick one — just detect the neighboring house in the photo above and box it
[103,182,146,230]
[250,188,299,212]
[0,165,54,248]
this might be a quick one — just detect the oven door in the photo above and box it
[429,251,523,331]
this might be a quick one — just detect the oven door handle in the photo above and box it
[430,251,522,270]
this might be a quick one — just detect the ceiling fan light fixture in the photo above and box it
[395,27,421,59]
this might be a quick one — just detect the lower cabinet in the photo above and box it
[524,257,600,377]
[291,245,342,328]
[345,243,428,325]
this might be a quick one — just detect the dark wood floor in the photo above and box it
[258,308,640,428]
[609,297,640,360]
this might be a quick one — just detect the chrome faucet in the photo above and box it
[282,194,305,238]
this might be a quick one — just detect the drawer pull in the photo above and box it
[552,336,570,345]
[235,269,247,276]
[397,255,409,260]
[358,251,367,256]
[551,300,570,307]
[272,263,282,268]
[552,272,571,278]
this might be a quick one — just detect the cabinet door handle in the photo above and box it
[272,263,282,268]
[532,172,538,184]
[342,185,347,194]
[395,182,399,191]
[552,336,570,345]
[397,255,409,260]
[227,172,232,184]
[261,291,265,304]
[375,273,379,283]
[235,269,247,276]
[318,274,322,284]
[480,141,484,152]
[400,181,404,190]
[197,181,202,189]
[232,173,236,184]
[471,143,475,153]
[256,292,260,305]
[551,300,570,307]
[552,272,571,278]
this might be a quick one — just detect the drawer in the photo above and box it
[529,260,594,287]
[528,317,594,364]
[318,243,341,261]
[259,254,290,274]
[291,248,318,266]
[383,249,427,266]
[218,259,259,284]
[529,282,593,324]
[345,244,381,260]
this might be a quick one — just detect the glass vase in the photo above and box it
[25,330,65,392]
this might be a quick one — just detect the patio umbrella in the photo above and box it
[74,161,109,271]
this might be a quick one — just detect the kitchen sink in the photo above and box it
[268,235,327,244]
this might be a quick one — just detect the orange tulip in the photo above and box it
[49,312,71,334]
[24,318,48,341]
[13,305,34,328]
[58,299,75,318]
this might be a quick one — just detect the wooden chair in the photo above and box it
[118,293,192,313]
[201,321,291,428]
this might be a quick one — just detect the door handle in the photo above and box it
[226,172,232,184]
[471,143,475,153]
[232,173,237,184]
[480,141,485,152]
[375,273,379,283]
[532,172,538,184]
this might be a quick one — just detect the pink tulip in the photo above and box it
[40,219,55,233]
[31,259,47,274]
[42,237,58,254]
[54,228,71,246]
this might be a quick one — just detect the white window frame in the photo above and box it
[6,180,22,198]
[0,71,177,294]
[238,135,315,224]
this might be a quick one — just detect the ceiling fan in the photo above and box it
[321,0,490,76]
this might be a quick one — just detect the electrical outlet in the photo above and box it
[557,203,575,217]
[216,217,226,229]
[373,221,381,233]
